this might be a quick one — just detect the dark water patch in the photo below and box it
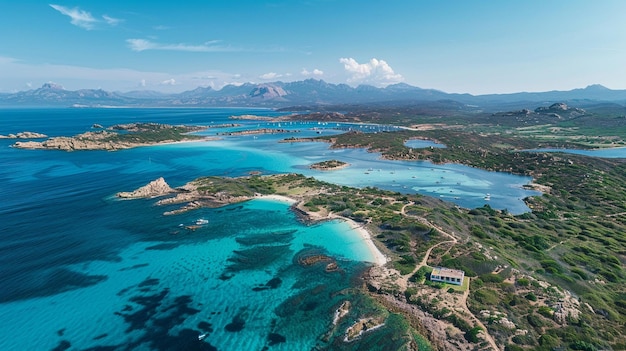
[301,301,318,311]
[145,243,181,251]
[0,268,107,303]
[116,286,132,296]
[118,263,149,271]
[92,333,108,340]
[267,333,286,346]
[138,278,160,287]
[224,314,246,332]
[253,277,283,292]
[235,229,296,246]
[152,295,201,330]
[108,288,212,351]
[56,328,65,336]
[81,346,119,351]
[50,340,71,351]
[226,244,291,272]
[197,321,213,332]
[267,277,282,289]
[118,289,169,332]
[121,305,132,311]
[226,205,244,211]
[218,272,234,281]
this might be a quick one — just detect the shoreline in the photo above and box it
[342,217,388,266]
[256,194,387,266]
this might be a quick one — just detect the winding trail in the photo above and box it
[395,202,500,351]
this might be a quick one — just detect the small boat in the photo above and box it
[198,333,207,341]
[484,194,491,200]
[196,218,209,225]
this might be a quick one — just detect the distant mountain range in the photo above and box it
[1,79,625,109]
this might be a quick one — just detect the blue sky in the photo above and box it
[1,0,625,94]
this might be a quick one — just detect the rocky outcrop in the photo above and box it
[12,123,206,151]
[116,177,175,198]
[534,102,586,118]
[0,131,48,139]
[552,291,581,325]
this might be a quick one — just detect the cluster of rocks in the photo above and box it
[552,291,581,325]
[480,310,516,329]
[0,131,47,139]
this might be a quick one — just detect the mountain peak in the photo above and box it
[40,82,64,90]
[584,84,610,91]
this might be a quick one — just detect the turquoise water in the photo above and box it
[404,139,446,149]
[0,108,539,350]
[527,147,626,158]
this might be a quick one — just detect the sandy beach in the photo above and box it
[343,218,388,266]
[257,194,387,266]
[256,194,298,204]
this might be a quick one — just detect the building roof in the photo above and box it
[431,267,465,279]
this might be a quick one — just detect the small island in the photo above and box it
[309,159,349,171]
[12,123,209,151]
[0,131,48,139]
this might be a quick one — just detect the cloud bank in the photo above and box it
[339,57,403,86]
[301,68,324,76]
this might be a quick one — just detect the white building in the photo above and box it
[430,267,465,286]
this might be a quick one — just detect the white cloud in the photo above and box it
[301,68,324,76]
[102,15,122,26]
[126,39,232,52]
[50,4,123,30]
[339,57,403,86]
[50,4,97,30]
[259,72,282,80]
[160,79,177,86]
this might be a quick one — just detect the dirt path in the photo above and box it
[396,202,500,351]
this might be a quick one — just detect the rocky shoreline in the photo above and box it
[12,123,208,151]
[0,131,48,139]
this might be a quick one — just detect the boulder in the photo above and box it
[116,177,175,198]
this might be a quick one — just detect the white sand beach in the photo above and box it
[343,218,388,266]
[257,194,387,266]
[256,194,298,204]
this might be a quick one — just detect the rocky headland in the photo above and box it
[12,123,208,151]
[116,177,175,198]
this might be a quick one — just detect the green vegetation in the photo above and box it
[104,123,205,143]
[309,159,348,170]
[179,103,626,350]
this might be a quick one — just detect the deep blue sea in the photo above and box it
[0,108,539,350]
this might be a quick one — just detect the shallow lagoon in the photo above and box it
[527,147,626,159]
